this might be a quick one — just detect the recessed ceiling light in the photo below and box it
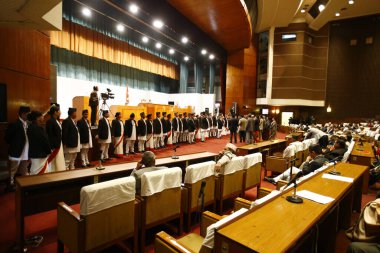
[318,4,325,12]
[169,48,175,54]
[129,3,139,14]
[335,12,340,17]
[301,9,306,13]
[209,54,215,60]
[184,56,189,61]
[82,7,91,17]
[181,36,189,44]
[201,49,207,55]
[155,42,162,49]
[153,19,164,29]
[116,24,125,32]
[348,0,354,4]
[142,36,149,43]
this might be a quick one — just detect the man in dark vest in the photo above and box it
[137,112,147,152]
[181,112,189,143]
[172,112,180,144]
[4,106,30,188]
[125,113,137,155]
[77,109,93,167]
[188,113,196,144]
[89,86,99,126]
[145,114,154,151]
[62,108,80,170]
[46,104,65,172]
[228,114,239,143]
[161,112,168,147]
[111,112,124,158]
[97,110,112,162]
[153,112,163,149]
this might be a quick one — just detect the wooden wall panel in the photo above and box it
[225,41,257,114]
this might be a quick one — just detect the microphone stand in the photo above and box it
[286,180,303,204]
[172,146,179,159]
[328,161,341,175]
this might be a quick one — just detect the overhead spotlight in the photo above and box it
[201,49,207,55]
[335,12,340,17]
[169,48,175,55]
[181,36,189,44]
[129,3,139,14]
[301,9,306,13]
[142,36,149,43]
[318,4,325,12]
[348,0,354,4]
[82,7,91,17]
[153,19,164,29]
[155,42,162,49]
[209,54,215,60]
[184,56,189,61]
[116,24,125,32]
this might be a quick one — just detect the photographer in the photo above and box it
[89,86,99,126]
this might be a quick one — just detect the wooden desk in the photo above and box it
[215,163,366,253]
[236,139,287,156]
[349,142,373,193]
[15,151,217,250]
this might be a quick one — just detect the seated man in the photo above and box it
[265,144,329,185]
[347,242,380,253]
[130,151,167,194]
[306,127,329,148]
[324,139,347,161]
[214,143,237,173]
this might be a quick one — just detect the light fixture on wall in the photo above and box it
[326,106,332,113]
[318,4,325,12]
[275,109,280,114]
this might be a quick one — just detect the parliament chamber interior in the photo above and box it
[1,0,380,252]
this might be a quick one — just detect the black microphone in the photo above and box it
[285,171,304,188]
[198,180,206,198]
[329,155,343,163]
[173,145,180,152]
[289,157,299,163]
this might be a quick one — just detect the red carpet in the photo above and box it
[0,133,377,253]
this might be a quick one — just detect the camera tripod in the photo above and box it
[98,99,114,118]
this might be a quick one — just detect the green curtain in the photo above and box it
[51,46,179,93]
[194,62,204,93]
[179,62,188,93]
[209,63,215,94]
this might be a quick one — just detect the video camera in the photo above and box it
[100,88,115,100]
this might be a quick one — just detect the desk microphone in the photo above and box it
[172,145,180,159]
[328,156,343,175]
[285,171,304,204]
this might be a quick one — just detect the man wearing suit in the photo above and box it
[178,114,183,142]
[145,114,154,151]
[324,139,347,161]
[228,114,239,143]
[77,110,93,167]
[4,106,30,188]
[89,86,99,126]
[62,108,80,170]
[265,144,329,185]
[46,104,65,172]
[172,112,180,144]
[111,112,124,158]
[125,113,137,155]
[97,110,112,162]
[137,112,147,152]
[153,112,163,149]
[217,115,224,139]
[181,112,189,143]
[200,113,209,142]
[187,113,196,144]
[161,112,168,147]
[212,114,218,138]
[166,114,173,145]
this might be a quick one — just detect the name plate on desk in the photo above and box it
[322,173,354,183]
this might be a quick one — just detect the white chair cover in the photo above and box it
[222,156,245,175]
[141,167,182,196]
[80,177,136,216]
[244,153,262,170]
[184,161,216,184]
[283,145,296,158]
[250,190,280,208]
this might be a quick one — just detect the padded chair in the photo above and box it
[342,141,356,163]
[139,167,183,251]
[215,156,245,214]
[265,145,295,176]
[57,177,138,253]
[154,208,248,253]
[242,153,262,194]
[183,161,216,232]
[290,142,304,167]
[234,187,275,211]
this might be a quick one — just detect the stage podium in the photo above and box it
[109,105,146,121]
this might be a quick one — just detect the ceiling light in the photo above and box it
[129,3,139,14]
[184,56,189,61]
[169,48,175,54]
[181,36,189,44]
[348,0,354,4]
[82,7,91,17]
[155,42,162,49]
[142,36,149,43]
[301,9,306,13]
[209,54,215,60]
[318,4,325,12]
[335,12,340,17]
[326,106,332,113]
[201,49,207,55]
[116,24,125,32]
[153,19,164,29]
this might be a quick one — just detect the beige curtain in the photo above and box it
[51,20,178,79]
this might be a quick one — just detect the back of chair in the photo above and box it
[80,177,136,251]
[220,156,245,197]
[141,167,182,226]
[243,153,262,189]
[266,156,289,174]
[283,145,296,159]
[342,141,355,163]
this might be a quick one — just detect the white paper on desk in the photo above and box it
[322,173,354,183]
[297,190,335,204]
